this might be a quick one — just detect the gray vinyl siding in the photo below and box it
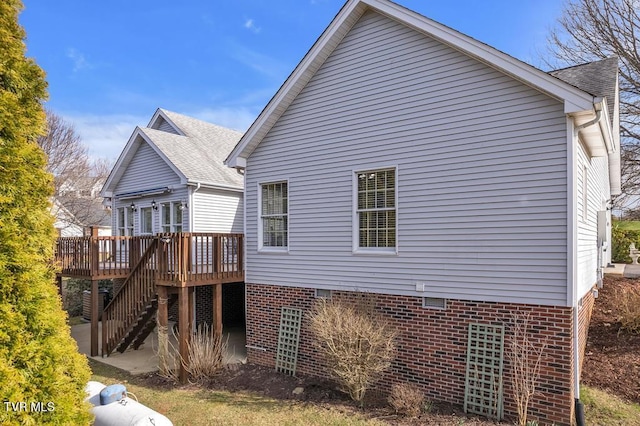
[111,140,187,235]
[153,117,180,134]
[245,10,568,305]
[114,142,181,195]
[192,188,243,234]
[576,142,610,298]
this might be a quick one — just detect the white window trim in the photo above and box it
[117,206,135,236]
[139,206,154,235]
[257,180,289,253]
[352,165,398,255]
[160,201,184,233]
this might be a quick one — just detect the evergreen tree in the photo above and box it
[0,1,92,424]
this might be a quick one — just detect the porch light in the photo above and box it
[130,202,137,212]
[151,200,158,210]
[179,200,188,210]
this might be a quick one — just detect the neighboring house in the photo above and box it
[51,194,111,237]
[225,0,620,424]
[101,108,245,327]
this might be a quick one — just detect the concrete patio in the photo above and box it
[71,321,247,375]
[604,263,640,278]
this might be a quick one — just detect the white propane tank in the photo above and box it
[85,381,173,426]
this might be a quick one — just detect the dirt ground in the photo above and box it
[582,275,640,403]
[133,274,639,425]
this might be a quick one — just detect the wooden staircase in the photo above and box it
[102,237,159,356]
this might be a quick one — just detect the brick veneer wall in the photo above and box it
[246,283,589,425]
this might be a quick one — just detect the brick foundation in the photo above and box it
[246,283,594,425]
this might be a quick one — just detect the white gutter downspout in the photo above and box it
[189,182,201,330]
[188,183,201,232]
[571,101,604,426]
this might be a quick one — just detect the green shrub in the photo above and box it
[0,2,92,423]
[612,223,640,263]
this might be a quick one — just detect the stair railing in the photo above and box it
[101,236,158,356]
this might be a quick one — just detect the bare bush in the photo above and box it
[307,294,396,404]
[388,383,426,417]
[506,313,547,426]
[185,324,227,383]
[618,286,640,334]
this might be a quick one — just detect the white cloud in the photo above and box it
[244,18,261,34]
[65,48,92,72]
[60,112,147,162]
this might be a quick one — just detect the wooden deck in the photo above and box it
[55,232,244,285]
[55,230,244,381]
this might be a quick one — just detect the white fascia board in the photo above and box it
[364,0,595,112]
[225,156,246,169]
[225,0,366,164]
[227,0,595,165]
[147,108,185,136]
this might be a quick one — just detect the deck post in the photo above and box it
[178,285,190,384]
[212,284,222,335]
[157,285,170,373]
[90,226,99,276]
[55,275,63,297]
[90,279,99,357]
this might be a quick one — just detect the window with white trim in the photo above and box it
[260,181,288,248]
[117,207,134,236]
[161,202,183,233]
[356,168,396,249]
[140,207,153,234]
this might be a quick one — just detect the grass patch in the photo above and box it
[67,315,85,326]
[614,220,640,231]
[88,359,384,426]
[582,385,640,425]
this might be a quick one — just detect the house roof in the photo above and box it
[225,0,603,168]
[103,109,244,196]
[550,57,619,128]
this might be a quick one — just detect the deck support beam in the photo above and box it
[213,284,223,335]
[90,279,99,357]
[178,286,190,384]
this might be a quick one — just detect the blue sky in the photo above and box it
[19,0,565,162]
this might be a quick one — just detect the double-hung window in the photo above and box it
[161,202,183,233]
[140,207,153,235]
[117,207,134,236]
[259,181,288,250]
[355,168,396,252]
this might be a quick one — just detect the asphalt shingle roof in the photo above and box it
[146,109,244,189]
[549,57,618,126]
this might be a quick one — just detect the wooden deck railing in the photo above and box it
[54,233,244,284]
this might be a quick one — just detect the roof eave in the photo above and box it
[226,0,596,166]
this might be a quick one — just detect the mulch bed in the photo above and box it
[582,274,640,403]
[131,275,640,424]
